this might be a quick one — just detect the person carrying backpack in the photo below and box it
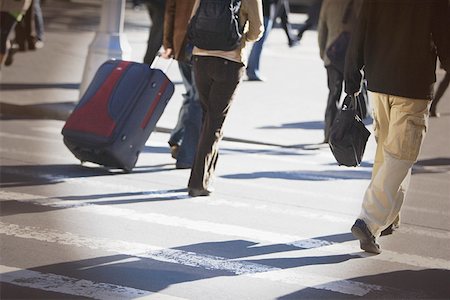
[186,0,264,197]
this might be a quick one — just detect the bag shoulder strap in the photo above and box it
[342,0,354,24]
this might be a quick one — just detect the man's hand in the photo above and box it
[161,48,173,59]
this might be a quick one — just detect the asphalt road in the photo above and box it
[1,0,449,299]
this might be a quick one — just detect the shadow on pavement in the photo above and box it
[279,268,450,299]
[221,169,372,181]
[1,235,365,299]
[261,120,325,130]
[413,157,450,174]
[0,83,80,90]
[416,157,450,167]
[0,102,75,121]
[0,163,175,189]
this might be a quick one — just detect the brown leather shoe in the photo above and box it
[170,144,179,159]
[351,219,381,254]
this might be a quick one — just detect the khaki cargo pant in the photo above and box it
[359,92,430,238]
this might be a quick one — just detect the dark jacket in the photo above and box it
[344,0,450,100]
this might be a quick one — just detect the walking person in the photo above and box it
[345,0,449,254]
[273,0,298,47]
[161,0,202,169]
[318,0,360,143]
[187,0,264,197]
[142,0,165,64]
[33,0,44,47]
[430,67,449,117]
[0,0,32,67]
[297,0,322,42]
[246,0,276,81]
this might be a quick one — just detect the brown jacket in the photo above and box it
[163,0,196,61]
[191,0,264,65]
[317,0,361,67]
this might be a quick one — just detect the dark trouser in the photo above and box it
[15,2,36,51]
[430,71,449,114]
[143,0,165,64]
[324,65,343,142]
[188,56,244,190]
[0,12,17,54]
[274,0,296,43]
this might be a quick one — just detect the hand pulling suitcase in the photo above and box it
[61,59,174,172]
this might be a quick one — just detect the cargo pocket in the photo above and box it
[401,116,427,161]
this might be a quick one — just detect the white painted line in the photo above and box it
[2,191,449,270]
[0,222,383,297]
[191,197,353,224]
[0,162,362,205]
[0,265,184,300]
[31,127,64,134]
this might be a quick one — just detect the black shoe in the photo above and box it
[380,223,399,236]
[4,48,15,66]
[351,219,381,254]
[288,37,300,47]
[188,188,211,197]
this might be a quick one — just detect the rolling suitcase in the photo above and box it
[61,59,174,172]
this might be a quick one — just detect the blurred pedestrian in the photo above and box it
[273,0,298,47]
[0,0,32,67]
[246,0,276,81]
[297,0,322,42]
[318,0,360,143]
[142,0,165,64]
[187,0,264,197]
[430,69,449,117]
[345,0,450,254]
[33,0,44,47]
[13,0,38,52]
[161,0,202,169]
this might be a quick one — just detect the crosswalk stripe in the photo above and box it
[0,265,184,300]
[2,161,448,221]
[0,221,384,297]
[2,191,449,270]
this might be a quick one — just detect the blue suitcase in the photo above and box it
[62,59,174,172]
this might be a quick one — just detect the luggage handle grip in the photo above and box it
[150,55,174,73]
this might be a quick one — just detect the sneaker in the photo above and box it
[288,37,300,47]
[4,49,15,66]
[351,219,381,254]
[188,188,211,197]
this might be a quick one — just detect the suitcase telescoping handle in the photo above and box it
[150,55,174,73]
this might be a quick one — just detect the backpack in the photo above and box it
[187,0,243,51]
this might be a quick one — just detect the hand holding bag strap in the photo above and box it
[351,94,365,121]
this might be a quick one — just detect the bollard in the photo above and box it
[79,0,132,97]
